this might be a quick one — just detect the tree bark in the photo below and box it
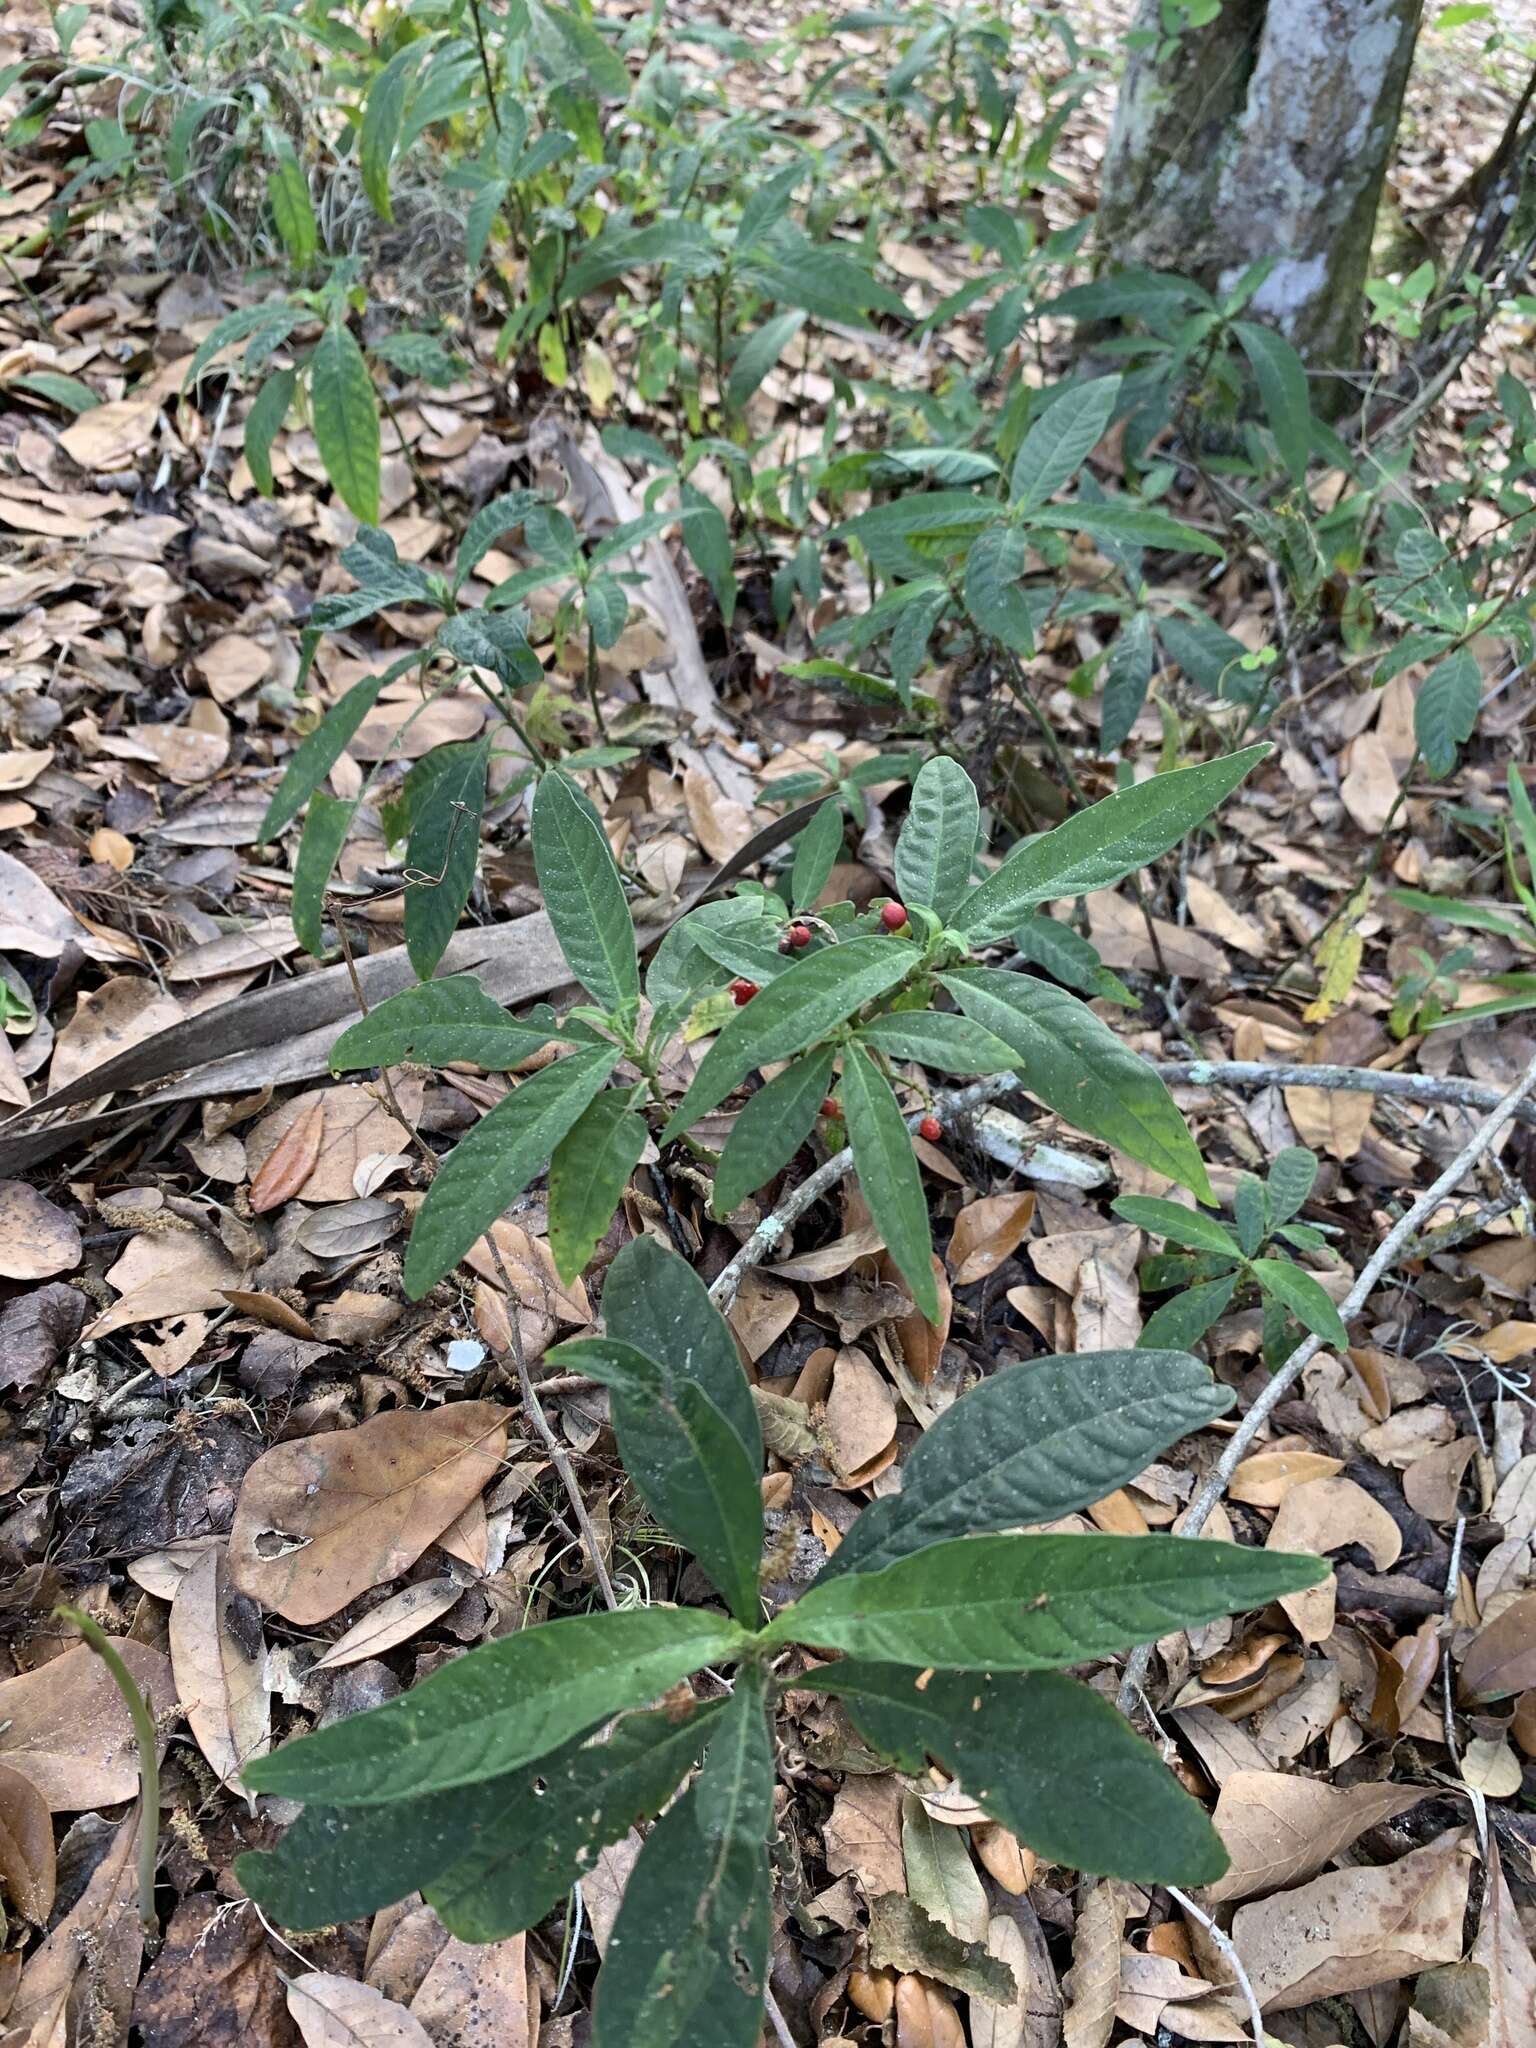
[1098,0,1425,369]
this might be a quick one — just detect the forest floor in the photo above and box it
[0,4,1535,2047]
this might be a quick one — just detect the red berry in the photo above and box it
[881,901,909,931]
[821,1096,840,1118]
[730,978,759,1005]
[917,1114,942,1142]
[789,922,812,947]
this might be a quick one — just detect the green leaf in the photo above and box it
[291,792,354,958]
[9,370,100,413]
[550,1337,763,1623]
[547,1092,647,1286]
[822,1664,1227,1886]
[819,1348,1233,1582]
[791,798,843,909]
[1415,645,1481,776]
[1232,320,1312,486]
[585,571,629,648]
[310,324,380,525]
[830,492,996,581]
[1010,375,1121,511]
[942,969,1211,1199]
[267,137,318,264]
[715,1045,837,1215]
[404,1043,620,1296]
[895,757,979,922]
[954,746,1269,943]
[331,975,559,1073]
[1013,915,1135,1005]
[438,607,544,688]
[856,1009,1018,1075]
[237,1702,720,1935]
[727,307,807,411]
[1267,1146,1318,1223]
[591,1778,770,2048]
[360,45,414,221]
[1233,1174,1268,1258]
[662,935,918,1142]
[600,1235,761,1464]
[259,671,392,841]
[1387,888,1531,943]
[1140,1273,1239,1348]
[1101,609,1156,751]
[680,483,737,626]
[404,735,490,981]
[244,366,296,497]
[764,1531,1329,1667]
[532,770,639,1014]
[1027,500,1224,558]
[1249,1257,1348,1346]
[455,489,541,590]
[840,1039,939,1323]
[243,1606,748,1806]
[695,1665,774,1843]
[1111,1196,1241,1257]
[962,523,1034,655]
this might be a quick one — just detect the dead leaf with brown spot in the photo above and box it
[0,1760,54,1923]
[49,976,185,1094]
[0,1639,173,1809]
[4,1806,142,2048]
[1473,1834,1536,2048]
[169,1543,270,1797]
[228,1402,509,1623]
[947,1192,1036,1287]
[0,1181,80,1280]
[1204,1770,1427,1904]
[132,1892,293,2048]
[247,1083,421,1205]
[249,1097,327,1213]
[1265,1476,1400,1641]
[409,1929,532,2048]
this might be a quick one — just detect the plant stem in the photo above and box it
[468,0,502,132]
[583,615,610,742]
[54,1605,160,1940]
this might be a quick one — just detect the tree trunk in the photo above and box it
[1097,0,1424,369]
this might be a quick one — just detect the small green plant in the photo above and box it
[1114,1145,1348,1365]
[236,1238,1327,2045]
[268,693,1269,1312]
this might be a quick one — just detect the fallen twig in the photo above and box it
[1153,1057,1536,1126]
[1167,1884,1268,2046]
[1117,1043,1536,1716]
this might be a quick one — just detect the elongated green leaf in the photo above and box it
[791,798,843,910]
[244,366,296,498]
[331,976,558,1073]
[1141,1272,1238,1348]
[600,1236,761,1465]
[244,1606,747,1807]
[942,969,1211,1199]
[310,324,380,525]
[1389,888,1531,942]
[591,1778,770,2048]
[696,1666,773,1842]
[1111,1196,1241,1257]
[857,1009,1017,1075]
[765,1532,1328,1667]
[438,606,544,688]
[547,1092,647,1286]
[550,1337,763,1623]
[1267,1146,1318,1223]
[360,45,414,221]
[1014,914,1134,1005]
[267,139,318,264]
[962,523,1034,654]
[404,1043,620,1296]
[1233,319,1312,486]
[819,1349,1232,1582]
[715,1045,836,1215]
[895,756,979,922]
[821,1664,1227,1886]
[259,671,392,841]
[830,492,996,581]
[532,769,638,1014]
[1010,375,1121,511]
[955,746,1269,942]
[454,489,541,590]
[1028,500,1224,558]
[10,370,100,413]
[1101,609,1155,751]
[585,571,628,648]
[292,792,354,958]
[1415,645,1481,776]
[237,1703,720,1934]
[663,935,918,1142]
[841,1040,938,1323]
[404,735,490,981]
[727,307,807,411]
[1249,1257,1348,1346]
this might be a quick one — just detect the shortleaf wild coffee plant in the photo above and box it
[239,1237,1328,2046]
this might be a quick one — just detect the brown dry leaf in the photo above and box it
[1204,1770,1426,1904]
[87,1228,245,1339]
[1459,1592,1536,1702]
[1461,1734,1522,1798]
[1184,874,1266,957]
[970,1912,1036,2048]
[1115,1952,1219,2036]
[313,1578,463,1671]
[228,1401,509,1623]
[166,918,302,981]
[683,764,757,862]
[0,1282,87,1398]
[1340,731,1401,833]
[247,1084,419,1205]
[1228,1451,1345,1507]
[883,1251,952,1387]
[1230,1829,1471,2011]
[947,1192,1036,1287]
[769,1224,886,1282]
[0,1760,55,1924]
[288,1972,434,2048]
[824,1345,898,1482]
[0,1181,80,1280]
[0,849,123,962]
[1266,1476,1400,1641]
[59,395,158,468]
[1283,1077,1374,1161]
[1491,1454,1536,1542]
[3,1806,141,2048]
[1472,1835,1536,2048]
[726,1268,798,1362]
[0,748,53,792]
[249,1096,327,1213]
[49,976,184,1094]
[1085,890,1225,979]
[0,1640,173,1809]
[1062,1880,1128,2048]
[169,1543,270,1797]
[1071,1225,1143,1349]
[823,1773,905,1898]
[410,1929,532,2048]
[131,1891,293,2048]
[1403,1436,1478,1521]
[193,632,271,701]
